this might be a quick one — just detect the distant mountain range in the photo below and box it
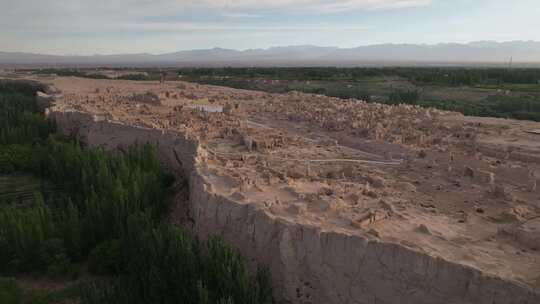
[2,41,540,67]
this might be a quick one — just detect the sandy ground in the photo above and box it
[17,75,540,290]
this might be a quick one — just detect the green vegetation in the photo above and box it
[31,66,540,120]
[0,277,89,304]
[33,68,162,81]
[413,95,540,119]
[31,66,540,121]
[0,174,55,206]
[177,67,540,121]
[0,81,272,303]
[82,222,272,304]
[0,80,55,146]
[177,67,540,86]
[387,89,421,105]
[33,69,109,79]
[0,278,23,304]
[115,73,161,81]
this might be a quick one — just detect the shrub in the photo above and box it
[88,240,121,275]
[0,278,22,304]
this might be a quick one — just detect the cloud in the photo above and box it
[0,0,424,41]
[2,0,431,20]
[4,20,371,34]
[129,22,372,32]
[221,12,262,18]
[198,0,431,11]
[1,0,414,34]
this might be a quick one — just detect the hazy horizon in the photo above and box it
[2,40,540,57]
[1,0,540,55]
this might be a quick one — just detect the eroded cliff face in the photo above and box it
[47,106,540,304]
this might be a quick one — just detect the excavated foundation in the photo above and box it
[44,105,540,304]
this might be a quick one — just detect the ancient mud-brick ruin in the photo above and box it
[23,75,540,303]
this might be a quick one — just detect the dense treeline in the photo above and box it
[387,90,421,104]
[32,68,162,81]
[404,68,540,86]
[29,67,540,86]
[0,81,55,146]
[0,80,56,178]
[0,141,169,275]
[178,67,540,86]
[34,69,109,79]
[0,81,171,276]
[0,81,272,304]
[83,217,271,304]
[32,67,540,87]
[115,73,162,81]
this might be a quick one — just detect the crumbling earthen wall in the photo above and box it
[46,102,540,304]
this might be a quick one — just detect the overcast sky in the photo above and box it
[1,0,539,55]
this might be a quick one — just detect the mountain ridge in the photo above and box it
[2,41,540,67]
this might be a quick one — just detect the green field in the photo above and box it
[474,83,540,92]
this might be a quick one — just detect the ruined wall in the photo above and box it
[47,106,540,304]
